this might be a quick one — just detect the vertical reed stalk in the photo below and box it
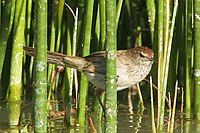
[105,0,117,132]
[185,0,193,118]
[146,0,155,42]
[55,0,65,52]
[77,0,85,48]
[157,0,178,131]
[78,0,94,126]
[94,7,100,51]
[67,7,78,125]
[116,0,123,27]
[167,93,171,132]
[33,0,48,131]
[25,0,32,45]
[0,0,15,95]
[72,8,78,110]
[92,5,104,128]
[99,0,106,50]
[0,0,1,27]
[136,84,144,109]
[48,0,57,91]
[155,0,164,130]
[150,76,156,133]
[169,81,178,132]
[194,0,200,122]
[8,0,26,101]
[62,2,72,105]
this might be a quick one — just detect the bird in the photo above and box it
[24,46,154,91]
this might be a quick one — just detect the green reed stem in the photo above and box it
[8,101,21,128]
[92,5,104,126]
[150,76,156,133]
[77,0,86,49]
[105,0,117,132]
[146,0,155,42]
[8,0,26,101]
[48,0,57,92]
[25,0,32,45]
[116,0,123,27]
[158,0,178,131]
[0,0,1,27]
[23,0,32,89]
[185,0,193,119]
[155,0,164,130]
[33,0,48,131]
[69,8,78,125]
[55,0,65,52]
[58,0,67,103]
[99,0,106,50]
[0,0,15,94]
[194,0,200,122]
[78,0,94,126]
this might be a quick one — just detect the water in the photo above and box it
[0,93,198,133]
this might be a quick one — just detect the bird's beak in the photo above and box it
[149,57,154,61]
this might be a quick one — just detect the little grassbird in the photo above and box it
[24,46,154,91]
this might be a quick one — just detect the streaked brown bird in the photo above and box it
[24,46,154,91]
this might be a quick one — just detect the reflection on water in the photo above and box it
[118,104,152,132]
[0,95,199,132]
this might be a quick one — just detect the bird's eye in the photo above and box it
[140,52,145,58]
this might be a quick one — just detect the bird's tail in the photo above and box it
[23,47,95,73]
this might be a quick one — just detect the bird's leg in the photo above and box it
[50,66,65,86]
[94,89,106,119]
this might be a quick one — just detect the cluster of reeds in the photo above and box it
[0,0,199,132]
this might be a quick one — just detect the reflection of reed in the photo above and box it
[128,86,134,115]
[127,84,144,115]
[135,108,144,133]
